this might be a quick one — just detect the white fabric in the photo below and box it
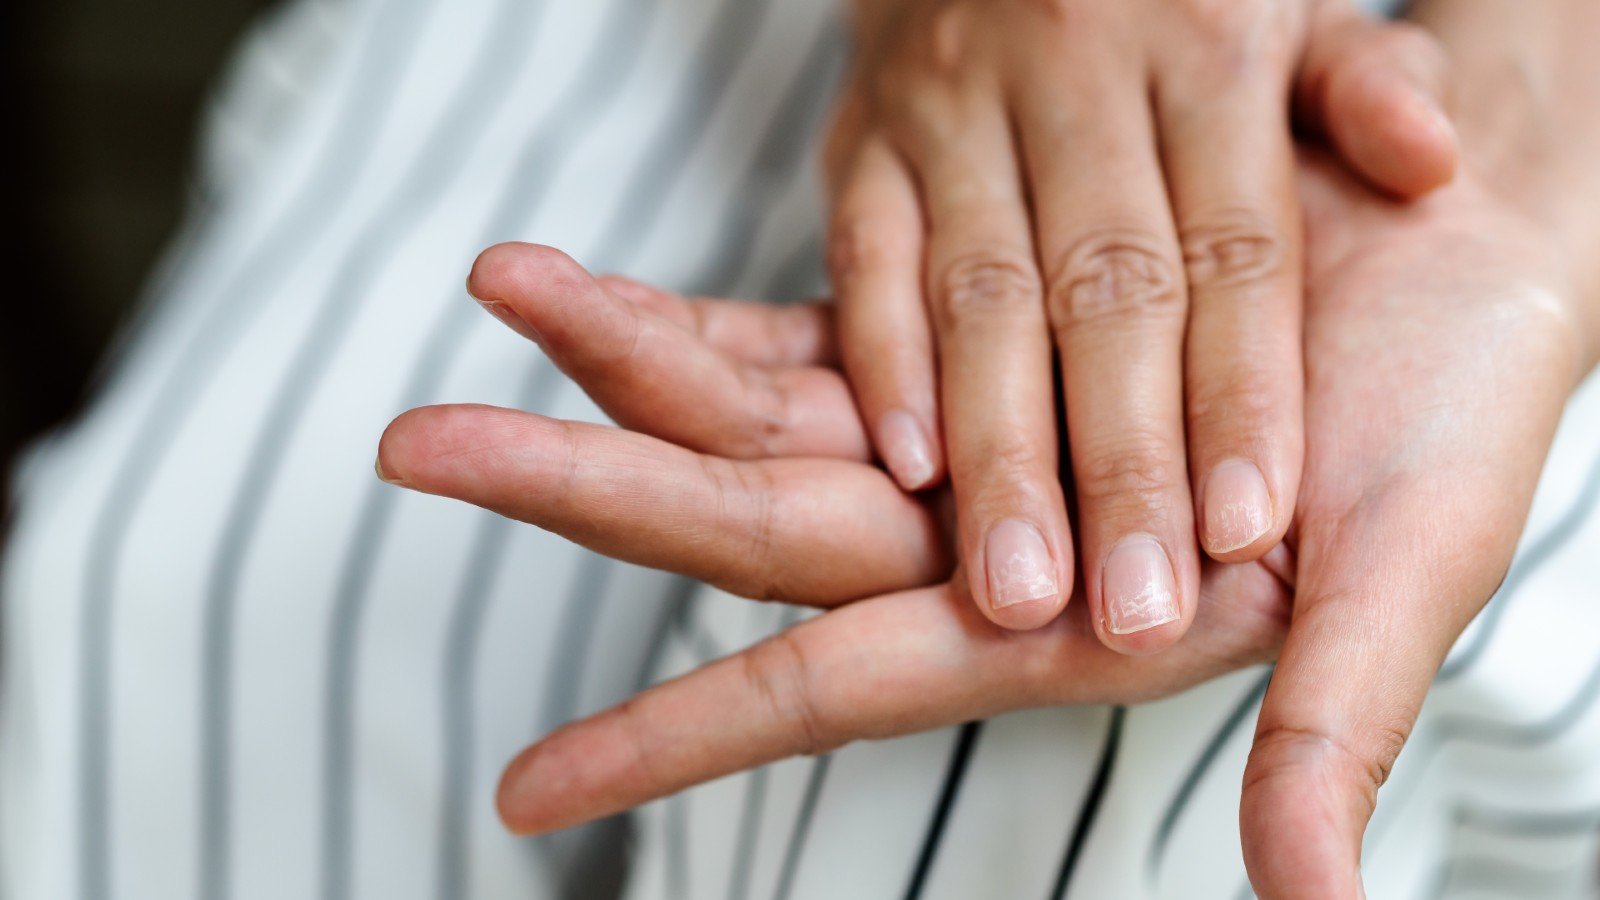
[2,0,1596,897]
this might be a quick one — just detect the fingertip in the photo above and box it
[1321,29,1459,199]
[375,404,456,491]
[1360,86,1459,198]
[1241,731,1371,900]
[495,745,544,835]
[468,241,574,301]
[376,403,538,500]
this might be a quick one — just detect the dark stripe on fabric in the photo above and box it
[770,755,831,900]
[1439,448,1600,682]
[725,767,770,900]
[763,234,827,305]
[1149,670,1272,879]
[1423,853,1596,900]
[902,722,984,900]
[720,606,808,900]
[665,791,692,900]
[74,2,439,896]
[1457,802,1600,836]
[681,22,844,297]
[200,0,551,894]
[591,0,774,270]
[538,554,624,733]
[1050,706,1127,900]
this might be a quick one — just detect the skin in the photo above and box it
[378,0,1600,895]
[826,0,1460,646]
[378,170,1596,900]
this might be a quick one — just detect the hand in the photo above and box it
[827,0,1461,648]
[380,147,1590,895]
[378,240,1295,823]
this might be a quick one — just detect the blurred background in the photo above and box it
[1,0,272,494]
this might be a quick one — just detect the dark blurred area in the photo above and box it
[1,0,273,492]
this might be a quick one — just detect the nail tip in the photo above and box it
[1105,608,1181,636]
[374,457,404,486]
[992,580,1060,610]
[984,518,1060,612]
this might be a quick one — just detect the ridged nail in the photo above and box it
[1103,534,1179,634]
[1203,458,1273,554]
[985,518,1058,609]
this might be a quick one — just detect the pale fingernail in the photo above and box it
[1203,458,1273,554]
[876,410,935,488]
[985,518,1058,609]
[374,457,404,486]
[1102,534,1179,635]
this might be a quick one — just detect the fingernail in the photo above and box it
[374,456,404,486]
[985,518,1059,609]
[1102,534,1179,635]
[1203,458,1273,554]
[476,297,543,344]
[876,410,935,488]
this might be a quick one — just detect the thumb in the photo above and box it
[1239,488,1505,899]
[1295,1,1459,198]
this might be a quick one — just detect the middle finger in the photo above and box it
[1015,56,1200,654]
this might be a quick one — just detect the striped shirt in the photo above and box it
[2,0,1596,897]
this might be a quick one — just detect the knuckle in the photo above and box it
[741,629,837,757]
[933,252,1042,325]
[960,439,1055,509]
[1045,231,1183,326]
[698,456,783,598]
[827,215,914,287]
[1073,437,1183,509]
[1166,1,1293,79]
[1247,719,1408,806]
[1180,212,1288,292]
[1176,0,1282,49]
[1187,372,1281,436]
[725,367,797,460]
[923,4,980,76]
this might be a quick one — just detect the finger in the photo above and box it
[1013,58,1197,652]
[595,275,839,369]
[1153,28,1304,565]
[829,133,943,491]
[497,557,1291,836]
[897,93,1073,631]
[377,404,949,604]
[1240,486,1529,899]
[1296,1,1458,198]
[466,243,869,461]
